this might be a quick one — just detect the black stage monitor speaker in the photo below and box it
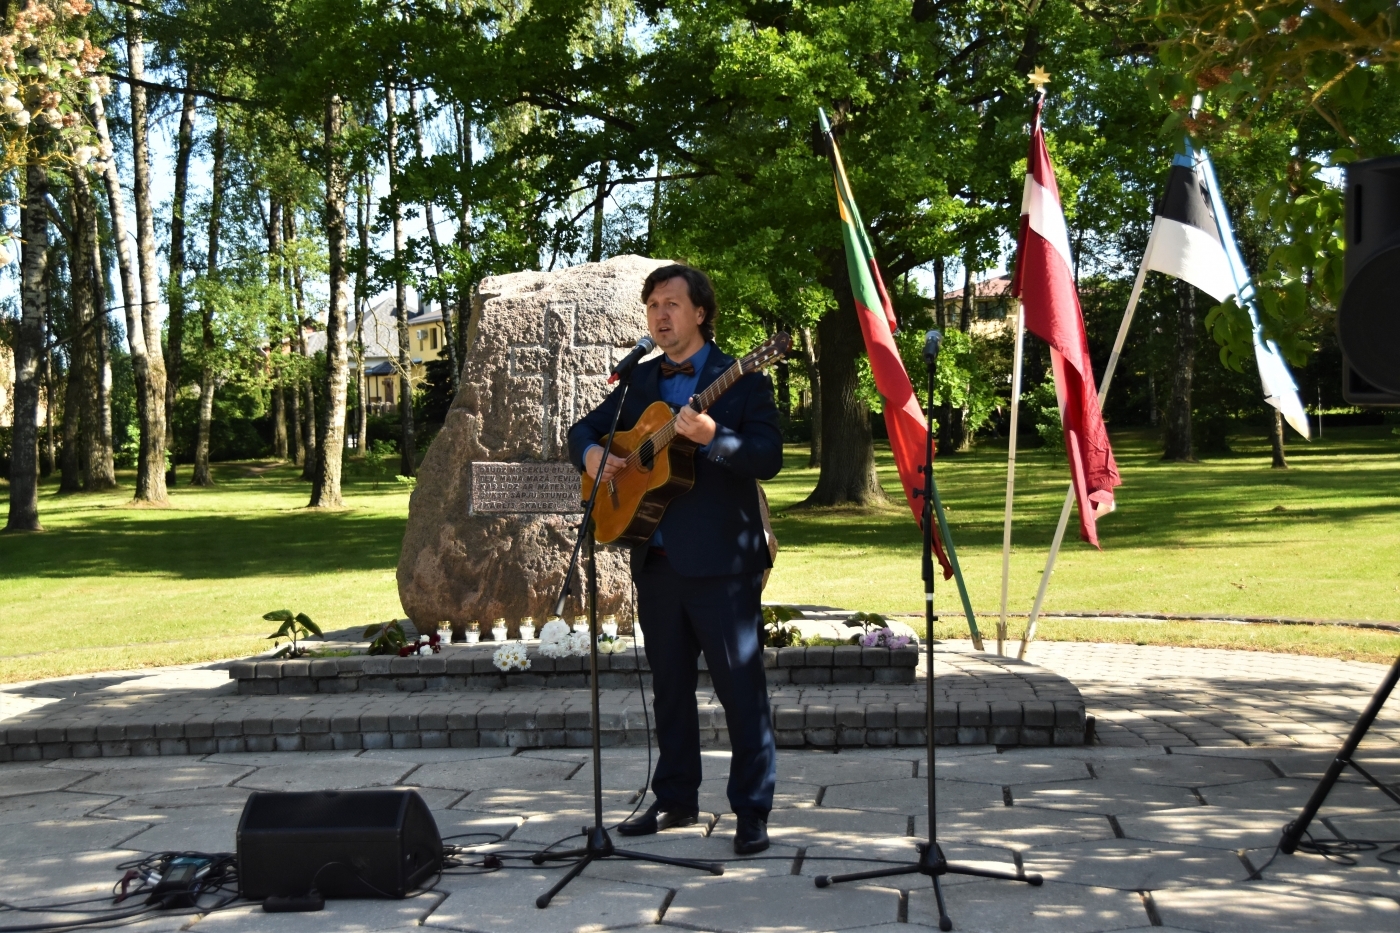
[237,789,442,900]
[1339,156,1400,406]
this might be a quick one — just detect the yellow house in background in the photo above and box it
[334,293,446,412]
[941,274,1022,338]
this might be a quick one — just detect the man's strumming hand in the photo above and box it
[585,446,627,483]
[675,401,717,445]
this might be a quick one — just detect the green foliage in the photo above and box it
[363,619,408,656]
[843,611,889,633]
[363,439,396,489]
[1026,370,1065,456]
[264,608,323,658]
[760,605,803,648]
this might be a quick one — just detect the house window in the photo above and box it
[431,327,438,350]
[383,380,394,405]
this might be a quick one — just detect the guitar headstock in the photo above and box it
[740,332,792,375]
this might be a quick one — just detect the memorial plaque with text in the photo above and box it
[471,462,582,514]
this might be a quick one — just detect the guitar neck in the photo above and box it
[649,360,745,450]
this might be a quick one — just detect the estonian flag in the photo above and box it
[1143,142,1311,439]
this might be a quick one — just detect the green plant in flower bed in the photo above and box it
[363,620,409,656]
[264,609,322,658]
[761,605,803,647]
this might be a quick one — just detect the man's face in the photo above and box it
[646,276,707,359]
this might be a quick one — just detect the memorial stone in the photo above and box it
[398,255,669,636]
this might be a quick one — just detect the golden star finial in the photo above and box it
[1027,66,1051,91]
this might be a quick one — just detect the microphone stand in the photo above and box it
[532,359,723,909]
[814,335,1041,931]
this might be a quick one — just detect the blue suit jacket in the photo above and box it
[567,342,783,578]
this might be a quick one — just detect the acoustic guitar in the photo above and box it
[583,332,792,545]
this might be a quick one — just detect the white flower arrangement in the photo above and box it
[597,635,633,655]
[492,642,531,672]
[565,631,591,656]
[538,619,573,658]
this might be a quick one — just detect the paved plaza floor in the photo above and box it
[1,643,1397,932]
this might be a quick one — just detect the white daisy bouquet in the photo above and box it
[492,641,531,672]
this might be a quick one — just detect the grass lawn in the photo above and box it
[1,425,1398,683]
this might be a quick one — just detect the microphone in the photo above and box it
[608,335,657,384]
[923,329,943,364]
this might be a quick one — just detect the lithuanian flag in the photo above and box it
[818,108,951,578]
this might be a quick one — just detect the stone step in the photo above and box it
[231,644,920,695]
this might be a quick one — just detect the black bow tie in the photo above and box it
[659,360,695,378]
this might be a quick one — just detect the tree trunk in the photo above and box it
[267,199,289,461]
[799,325,821,468]
[647,155,662,255]
[40,307,56,477]
[285,210,318,480]
[192,116,226,487]
[289,370,304,466]
[272,383,288,460]
[1163,281,1197,461]
[126,9,169,503]
[355,172,370,453]
[61,342,83,493]
[75,167,115,489]
[800,276,883,507]
[451,101,473,367]
[590,160,608,263]
[165,80,197,486]
[6,149,49,531]
[410,89,457,396]
[311,93,351,508]
[1269,409,1288,469]
[385,79,415,476]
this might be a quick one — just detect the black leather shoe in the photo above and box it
[733,814,769,854]
[616,801,700,837]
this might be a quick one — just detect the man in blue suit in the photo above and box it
[568,264,782,855]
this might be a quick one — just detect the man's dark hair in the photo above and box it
[641,264,717,341]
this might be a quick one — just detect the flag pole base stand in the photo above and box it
[815,841,1042,932]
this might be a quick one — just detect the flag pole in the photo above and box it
[1017,239,1155,659]
[997,302,1027,656]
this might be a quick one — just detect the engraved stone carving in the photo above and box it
[398,255,669,635]
[470,462,581,514]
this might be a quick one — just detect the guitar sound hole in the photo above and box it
[638,439,655,471]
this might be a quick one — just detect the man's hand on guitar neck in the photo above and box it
[675,399,717,445]
[585,446,628,483]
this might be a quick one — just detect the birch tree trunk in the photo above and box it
[452,102,473,368]
[267,199,289,460]
[73,166,115,489]
[127,9,169,503]
[6,145,50,531]
[311,93,351,508]
[91,88,154,497]
[165,80,197,486]
[192,116,226,487]
[410,89,456,394]
[40,308,55,477]
[590,160,608,263]
[385,79,415,477]
[355,172,369,452]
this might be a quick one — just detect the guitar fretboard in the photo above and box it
[622,360,745,474]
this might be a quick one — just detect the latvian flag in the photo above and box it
[1011,97,1121,548]
[1143,142,1311,439]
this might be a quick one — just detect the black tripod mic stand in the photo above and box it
[532,347,723,909]
[814,330,1041,931]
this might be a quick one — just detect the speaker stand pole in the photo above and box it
[533,370,723,909]
[814,336,1042,931]
[1280,651,1400,854]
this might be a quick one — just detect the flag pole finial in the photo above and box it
[1027,65,1051,93]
